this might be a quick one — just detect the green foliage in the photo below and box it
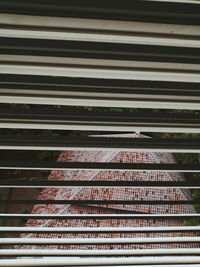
[1,217,8,226]
[171,133,200,139]
[173,148,200,226]
[22,209,31,214]
[184,188,200,226]
[183,219,200,226]
[175,153,200,165]
[36,151,59,161]
[192,189,200,213]
[82,106,137,112]
[40,129,60,137]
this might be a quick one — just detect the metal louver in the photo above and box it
[0,0,199,266]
